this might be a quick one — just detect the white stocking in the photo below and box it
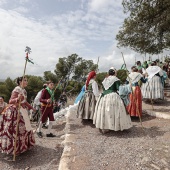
[47,121,53,134]
[37,121,43,132]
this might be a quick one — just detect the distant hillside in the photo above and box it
[0,79,5,82]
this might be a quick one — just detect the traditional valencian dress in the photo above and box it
[141,66,164,100]
[77,79,100,120]
[93,76,132,131]
[0,86,35,155]
[127,72,147,117]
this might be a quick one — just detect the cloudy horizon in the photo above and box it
[0,0,164,80]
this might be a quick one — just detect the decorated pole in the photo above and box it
[121,52,144,128]
[13,46,32,161]
[96,56,100,73]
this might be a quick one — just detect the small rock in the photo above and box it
[164,168,169,170]
[160,159,168,166]
[164,150,169,153]
[141,157,149,163]
[72,156,76,162]
[60,135,65,139]
[25,167,30,170]
[150,164,160,170]
[164,145,169,148]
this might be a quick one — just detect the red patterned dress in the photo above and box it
[0,86,35,155]
[127,72,147,117]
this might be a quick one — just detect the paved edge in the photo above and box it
[144,110,170,119]
[58,109,74,170]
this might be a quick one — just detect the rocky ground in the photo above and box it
[61,111,170,170]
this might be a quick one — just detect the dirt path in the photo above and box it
[0,118,66,170]
[1,99,170,170]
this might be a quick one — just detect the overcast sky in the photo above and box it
[0,0,162,79]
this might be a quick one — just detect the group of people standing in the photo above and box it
[76,60,166,133]
[76,68,132,133]
[0,58,166,157]
[0,77,57,156]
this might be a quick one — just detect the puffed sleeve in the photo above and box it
[158,69,163,76]
[9,91,24,104]
[92,81,100,97]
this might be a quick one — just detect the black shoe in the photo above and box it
[42,125,48,129]
[37,132,43,138]
[46,133,56,137]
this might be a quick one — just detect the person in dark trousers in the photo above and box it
[36,81,56,138]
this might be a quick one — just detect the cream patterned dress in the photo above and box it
[93,76,132,131]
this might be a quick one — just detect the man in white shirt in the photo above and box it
[31,84,47,122]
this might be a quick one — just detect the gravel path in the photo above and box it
[62,111,170,170]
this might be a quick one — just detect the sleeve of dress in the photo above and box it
[24,101,34,110]
[40,89,48,104]
[163,71,168,80]
[9,91,24,104]
[92,81,100,97]
[115,81,120,91]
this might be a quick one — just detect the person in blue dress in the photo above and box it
[74,85,86,104]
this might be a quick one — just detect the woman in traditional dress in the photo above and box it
[126,66,147,118]
[93,67,132,133]
[0,76,36,155]
[77,71,100,120]
[141,62,164,101]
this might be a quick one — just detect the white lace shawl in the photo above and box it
[102,76,119,90]
[146,66,163,81]
[127,72,143,84]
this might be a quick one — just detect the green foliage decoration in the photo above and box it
[116,69,128,84]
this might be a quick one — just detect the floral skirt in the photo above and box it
[93,92,132,131]
[0,106,35,155]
